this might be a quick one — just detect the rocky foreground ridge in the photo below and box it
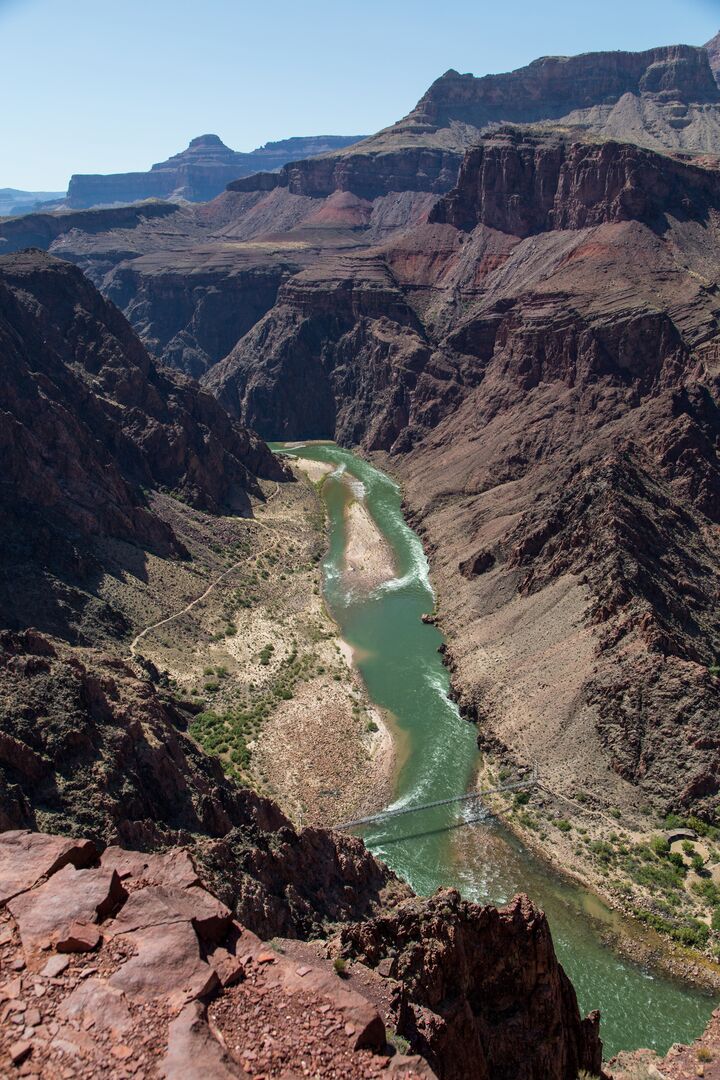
[0,628,603,1078]
[65,133,364,209]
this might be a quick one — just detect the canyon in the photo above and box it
[3,27,720,1077]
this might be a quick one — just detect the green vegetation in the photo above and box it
[190,643,326,786]
[555,819,572,833]
[650,835,671,857]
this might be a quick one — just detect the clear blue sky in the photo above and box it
[1,0,719,190]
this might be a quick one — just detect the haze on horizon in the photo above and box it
[1,0,719,190]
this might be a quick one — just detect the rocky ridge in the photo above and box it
[0,249,285,642]
[228,43,720,203]
[66,133,365,209]
[0,829,602,1078]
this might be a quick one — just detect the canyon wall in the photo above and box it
[66,133,364,208]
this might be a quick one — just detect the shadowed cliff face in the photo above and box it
[342,889,602,1080]
[0,250,286,642]
[705,31,720,85]
[429,128,720,236]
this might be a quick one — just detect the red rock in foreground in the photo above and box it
[0,830,602,1078]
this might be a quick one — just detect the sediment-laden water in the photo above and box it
[273,441,716,1058]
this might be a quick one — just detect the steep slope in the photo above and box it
[0,630,392,937]
[207,129,720,828]
[66,132,364,208]
[0,250,284,643]
[0,827,601,1079]
[706,31,720,84]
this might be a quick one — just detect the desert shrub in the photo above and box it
[555,819,572,832]
[692,879,720,906]
[589,840,615,863]
[650,835,671,857]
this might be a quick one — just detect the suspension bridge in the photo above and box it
[336,763,538,831]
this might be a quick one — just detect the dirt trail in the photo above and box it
[127,483,279,660]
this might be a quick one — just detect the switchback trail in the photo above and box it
[127,483,279,660]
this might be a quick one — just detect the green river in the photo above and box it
[272,441,716,1058]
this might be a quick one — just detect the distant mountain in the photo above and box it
[0,187,65,216]
[66,133,365,208]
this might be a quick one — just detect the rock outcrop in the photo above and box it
[341,888,602,1080]
[230,43,720,203]
[66,133,364,208]
[0,250,285,641]
[706,31,720,84]
[0,631,394,939]
[429,127,720,236]
[0,830,601,1078]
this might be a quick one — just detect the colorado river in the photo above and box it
[273,441,716,1058]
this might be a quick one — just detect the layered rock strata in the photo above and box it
[66,133,364,208]
[206,129,720,823]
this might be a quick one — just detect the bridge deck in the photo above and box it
[336,766,538,831]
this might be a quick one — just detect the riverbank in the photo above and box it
[99,460,394,828]
[249,456,396,826]
[277,441,718,1056]
[367,448,720,992]
[476,754,720,994]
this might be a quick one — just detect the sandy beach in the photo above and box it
[343,498,397,593]
[293,458,335,484]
